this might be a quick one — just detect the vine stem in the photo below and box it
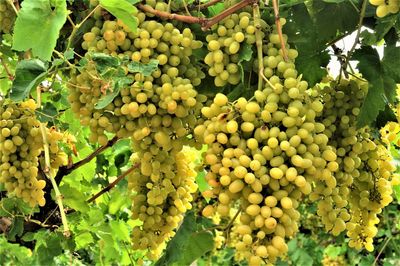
[0,56,14,80]
[39,123,71,237]
[253,2,264,91]
[5,0,18,15]
[272,0,288,61]
[343,0,367,71]
[201,0,257,30]
[186,0,223,11]
[66,5,100,52]
[55,136,119,184]
[373,236,392,265]
[87,163,140,203]
[137,0,256,31]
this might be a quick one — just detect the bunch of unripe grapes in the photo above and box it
[321,255,347,266]
[380,121,400,146]
[69,11,205,145]
[309,78,395,252]
[0,0,15,33]
[128,149,197,259]
[204,12,264,87]
[369,0,399,17]
[70,9,208,258]
[0,100,46,207]
[197,24,338,264]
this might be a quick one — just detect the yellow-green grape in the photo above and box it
[322,255,347,266]
[69,14,205,145]
[0,0,15,33]
[128,150,198,259]
[310,77,395,252]
[369,0,399,17]
[195,25,337,265]
[0,100,46,207]
[204,12,262,86]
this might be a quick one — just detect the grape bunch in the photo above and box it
[0,0,15,33]
[309,78,395,251]
[0,100,47,207]
[369,0,399,18]
[69,8,208,258]
[196,23,337,264]
[380,121,400,146]
[204,12,262,86]
[128,149,197,259]
[68,11,205,145]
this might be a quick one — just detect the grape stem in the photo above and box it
[373,236,392,265]
[342,0,367,73]
[65,5,101,52]
[253,2,264,91]
[272,0,288,61]
[39,123,71,237]
[87,163,140,203]
[55,136,119,184]
[184,0,223,11]
[5,0,18,15]
[0,56,14,81]
[137,0,257,31]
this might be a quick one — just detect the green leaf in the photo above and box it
[382,45,400,83]
[11,59,48,101]
[75,232,94,250]
[7,217,24,241]
[324,245,346,258]
[354,46,397,127]
[99,0,138,32]
[91,53,120,76]
[155,212,214,266]
[59,183,90,212]
[238,42,253,82]
[12,0,68,61]
[95,77,133,109]
[127,59,159,76]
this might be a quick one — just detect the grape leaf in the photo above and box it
[95,77,133,109]
[284,3,329,86]
[58,183,90,212]
[127,59,159,76]
[353,45,400,127]
[382,45,400,83]
[12,0,68,61]
[99,0,138,32]
[91,53,120,76]
[155,212,214,266]
[74,232,94,250]
[11,59,48,101]
[238,42,253,83]
[353,46,397,127]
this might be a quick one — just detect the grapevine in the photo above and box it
[0,0,400,265]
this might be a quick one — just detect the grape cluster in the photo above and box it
[68,12,205,145]
[128,149,197,259]
[204,12,261,86]
[196,24,336,264]
[322,255,347,266]
[69,9,208,258]
[369,0,399,18]
[380,121,400,146]
[309,78,395,251]
[0,0,15,34]
[0,100,46,207]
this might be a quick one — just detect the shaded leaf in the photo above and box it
[12,0,68,61]
[353,46,396,127]
[127,59,159,76]
[11,59,48,101]
[155,212,214,266]
[95,77,133,109]
[99,0,138,32]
